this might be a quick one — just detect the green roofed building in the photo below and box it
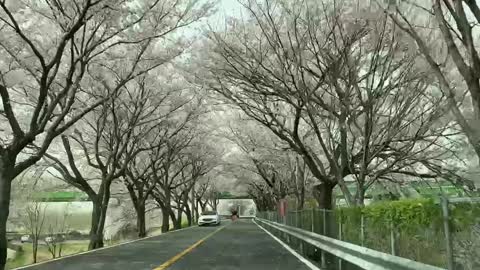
[33,191,90,202]
[217,191,250,200]
[333,180,469,206]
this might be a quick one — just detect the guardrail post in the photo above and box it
[300,211,303,229]
[286,211,291,244]
[256,217,451,270]
[323,209,327,235]
[390,220,396,256]
[360,213,365,247]
[441,197,454,270]
[338,213,344,270]
[295,211,299,228]
[311,208,315,232]
[299,238,304,256]
[321,209,327,269]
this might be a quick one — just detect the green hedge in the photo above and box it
[264,198,480,267]
[334,198,480,268]
[336,198,443,231]
[337,198,480,229]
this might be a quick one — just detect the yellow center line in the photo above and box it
[153,225,227,270]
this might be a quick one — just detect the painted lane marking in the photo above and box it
[153,225,226,270]
[253,219,320,270]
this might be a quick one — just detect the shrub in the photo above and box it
[334,198,480,268]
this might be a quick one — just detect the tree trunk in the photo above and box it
[298,177,306,210]
[194,201,200,222]
[299,188,305,210]
[0,159,13,270]
[136,202,146,238]
[296,195,304,211]
[160,207,170,233]
[295,156,306,211]
[355,187,365,206]
[88,198,108,250]
[0,216,5,270]
[312,182,336,267]
[182,192,192,226]
[47,243,56,259]
[90,182,111,250]
[199,201,207,213]
[88,201,101,250]
[53,245,57,258]
[172,207,181,230]
[125,182,148,238]
[312,183,335,210]
[32,239,38,263]
[95,205,108,249]
[191,187,195,222]
[95,192,110,248]
[185,204,192,226]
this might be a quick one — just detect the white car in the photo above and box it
[20,235,31,243]
[198,210,221,226]
[45,236,55,243]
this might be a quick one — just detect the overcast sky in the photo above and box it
[209,0,245,27]
[219,0,243,15]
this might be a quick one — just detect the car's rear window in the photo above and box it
[202,211,217,215]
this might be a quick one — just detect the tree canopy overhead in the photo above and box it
[197,0,471,209]
[2,1,480,269]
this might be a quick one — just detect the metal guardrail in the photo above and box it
[443,197,480,203]
[255,217,446,270]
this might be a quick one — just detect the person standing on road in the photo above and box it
[231,209,239,221]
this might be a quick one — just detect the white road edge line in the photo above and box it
[12,224,199,270]
[253,219,321,270]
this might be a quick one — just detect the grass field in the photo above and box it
[6,220,193,270]
[6,242,89,270]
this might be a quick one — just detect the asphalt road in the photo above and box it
[168,219,311,270]
[16,219,312,270]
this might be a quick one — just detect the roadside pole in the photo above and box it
[441,197,454,270]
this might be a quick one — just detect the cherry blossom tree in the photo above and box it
[385,0,480,179]
[200,0,466,208]
[0,0,213,265]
